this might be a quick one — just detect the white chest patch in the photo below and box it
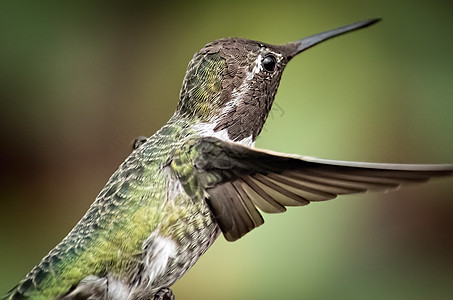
[107,277,131,300]
[192,122,255,147]
[131,231,177,293]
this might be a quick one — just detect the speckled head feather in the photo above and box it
[177,38,291,142]
[176,19,380,143]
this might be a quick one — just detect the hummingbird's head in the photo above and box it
[176,19,379,144]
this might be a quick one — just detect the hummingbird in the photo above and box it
[2,18,453,300]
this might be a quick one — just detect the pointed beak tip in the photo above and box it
[287,18,382,59]
[363,18,382,27]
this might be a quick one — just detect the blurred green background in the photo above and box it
[1,1,453,299]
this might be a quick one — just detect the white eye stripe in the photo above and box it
[252,53,263,74]
[256,49,284,73]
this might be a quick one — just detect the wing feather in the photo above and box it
[190,137,453,241]
[242,176,287,213]
[207,181,264,241]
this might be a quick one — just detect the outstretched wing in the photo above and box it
[192,137,453,242]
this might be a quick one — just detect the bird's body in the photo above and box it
[8,118,223,299]
[2,19,453,300]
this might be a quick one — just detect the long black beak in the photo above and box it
[286,18,380,60]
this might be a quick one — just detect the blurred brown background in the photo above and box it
[1,1,453,299]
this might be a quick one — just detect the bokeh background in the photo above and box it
[1,1,453,299]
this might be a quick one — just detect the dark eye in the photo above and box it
[262,55,276,72]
